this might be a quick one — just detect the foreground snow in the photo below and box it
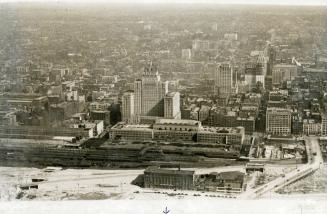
[1,164,327,201]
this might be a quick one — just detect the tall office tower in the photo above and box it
[122,91,135,123]
[215,63,233,96]
[134,79,142,115]
[134,61,168,118]
[164,92,181,119]
[257,52,268,77]
[244,54,267,89]
[265,44,277,76]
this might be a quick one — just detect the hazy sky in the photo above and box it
[0,0,327,5]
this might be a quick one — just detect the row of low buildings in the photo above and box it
[181,93,261,135]
[300,116,327,136]
[265,107,327,136]
[0,119,104,139]
[109,118,245,149]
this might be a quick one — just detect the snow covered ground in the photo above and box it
[0,167,142,201]
[2,164,326,201]
[0,166,246,201]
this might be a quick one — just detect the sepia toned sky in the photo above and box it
[0,0,327,5]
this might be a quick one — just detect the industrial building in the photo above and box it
[143,167,245,193]
[144,166,195,190]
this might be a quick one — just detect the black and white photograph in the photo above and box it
[0,0,327,213]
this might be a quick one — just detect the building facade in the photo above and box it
[322,114,327,136]
[272,64,297,85]
[215,63,234,96]
[122,91,135,123]
[110,119,245,148]
[164,92,181,119]
[266,107,292,135]
[144,166,195,190]
[303,119,321,136]
[134,62,168,117]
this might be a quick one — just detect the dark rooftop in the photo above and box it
[144,166,195,176]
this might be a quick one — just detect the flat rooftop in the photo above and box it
[266,107,292,113]
[0,137,81,146]
[199,126,243,134]
[145,166,194,175]
[237,116,255,121]
[111,122,153,131]
[155,118,200,126]
[166,92,179,97]
[274,64,297,68]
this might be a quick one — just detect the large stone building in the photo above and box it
[121,91,135,123]
[303,119,321,136]
[144,166,195,190]
[122,62,182,124]
[322,114,327,136]
[109,123,153,141]
[110,118,245,149]
[215,63,234,96]
[244,61,265,89]
[134,62,168,117]
[0,124,97,139]
[164,92,181,119]
[272,64,297,86]
[153,118,201,142]
[0,93,48,109]
[143,167,245,193]
[90,110,110,126]
[266,107,292,135]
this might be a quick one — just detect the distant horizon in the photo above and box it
[0,0,327,6]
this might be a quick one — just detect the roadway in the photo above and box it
[239,136,323,199]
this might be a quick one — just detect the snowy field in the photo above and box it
[2,164,326,201]
[0,166,245,201]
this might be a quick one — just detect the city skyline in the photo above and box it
[0,0,327,208]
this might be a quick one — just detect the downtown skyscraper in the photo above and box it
[134,61,168,117]
[215,63,234,96]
